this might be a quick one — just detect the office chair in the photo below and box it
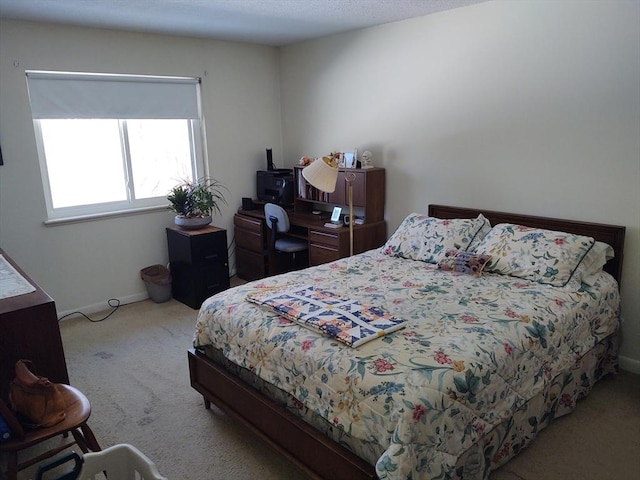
[264,203,308,275]
[0,385,101,480]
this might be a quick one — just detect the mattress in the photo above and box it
[194,248,620,479]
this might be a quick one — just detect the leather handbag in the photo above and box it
[8,360,66,428]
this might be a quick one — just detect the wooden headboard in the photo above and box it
[428,204,626,285]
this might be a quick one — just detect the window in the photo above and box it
[26,71,205,223]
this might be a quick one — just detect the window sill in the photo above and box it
[44,205,170,226]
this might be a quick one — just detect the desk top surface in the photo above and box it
[237,207,382,232]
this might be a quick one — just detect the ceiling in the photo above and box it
[0,0,487,46]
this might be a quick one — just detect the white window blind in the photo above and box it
[26,71,201,119]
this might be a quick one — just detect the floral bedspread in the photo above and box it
[194,249,620,479]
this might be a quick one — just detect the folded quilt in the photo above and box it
[246,285,407,347]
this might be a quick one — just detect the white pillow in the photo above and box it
[579,241,614,286]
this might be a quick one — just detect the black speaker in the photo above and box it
[242,197,254,210]
[266,148,274,171]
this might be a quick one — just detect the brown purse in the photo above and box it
[8,360,66,428]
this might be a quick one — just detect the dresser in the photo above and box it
[166,226,230,309]
[0,250,69,403]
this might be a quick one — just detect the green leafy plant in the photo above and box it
[167,177,229,218]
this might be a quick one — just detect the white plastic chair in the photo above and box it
[80,444,167,480]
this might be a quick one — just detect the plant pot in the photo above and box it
[174,215,212,230]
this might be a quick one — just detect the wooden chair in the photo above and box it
[264,203,308,275]
[0,384,101,480]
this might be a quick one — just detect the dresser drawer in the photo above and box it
[201,264,230,293]
[191,234,227,265]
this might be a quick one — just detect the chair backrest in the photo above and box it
[264,203,290,233]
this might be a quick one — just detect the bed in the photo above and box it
[188,204,625,480]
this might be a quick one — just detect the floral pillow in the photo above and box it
[438,249,492,277]
[472,223,596,288]
[383,213,490,264]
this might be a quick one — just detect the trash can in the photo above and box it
[140,265,172,303]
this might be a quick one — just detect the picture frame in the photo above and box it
[330,206,342,224]
[342,151,355,168]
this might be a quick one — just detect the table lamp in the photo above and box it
[302,157,356,256]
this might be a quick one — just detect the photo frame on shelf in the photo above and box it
[330,206,342,224]
[342,151,355,168]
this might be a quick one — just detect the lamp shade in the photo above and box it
[302,158,339,193]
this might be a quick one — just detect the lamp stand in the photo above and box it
[345,172,356,256]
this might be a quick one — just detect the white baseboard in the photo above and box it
[619,355,640,375]
[57,292,149,321]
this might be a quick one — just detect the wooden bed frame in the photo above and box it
[188,204,626,480]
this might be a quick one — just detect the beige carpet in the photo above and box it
[4,297,640,479]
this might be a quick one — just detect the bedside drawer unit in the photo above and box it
[166,226,230,309]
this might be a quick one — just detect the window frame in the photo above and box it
[26,70,207,225]
[33,118,207,225]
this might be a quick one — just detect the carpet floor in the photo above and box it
[4,297,640,479]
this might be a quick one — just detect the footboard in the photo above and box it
[188,349,376,480]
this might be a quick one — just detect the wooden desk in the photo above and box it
[0,250,69,403]
[234,208,386,281]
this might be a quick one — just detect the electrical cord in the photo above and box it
[227,231,237,277]
[60,225,236,322]
[58,298,121,322]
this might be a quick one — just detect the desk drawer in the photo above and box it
[236,227,264,252]
[309,229,339,247]
[236,247,267,281]
[309,243,340,265]
[234,214,263,233]
[235,214,265,252]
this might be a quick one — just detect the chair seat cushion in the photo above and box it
[275,237,307,253]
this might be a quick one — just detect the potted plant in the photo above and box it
[167,177,229,230]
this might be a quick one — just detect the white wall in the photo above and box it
[0,20,282,314]
[279,0,640,370]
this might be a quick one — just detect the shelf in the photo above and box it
[293,166,385,224]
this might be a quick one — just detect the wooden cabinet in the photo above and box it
[166,226,230,309]
[0,250,69,403]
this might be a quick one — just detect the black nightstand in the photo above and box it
[166,226,230,309]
